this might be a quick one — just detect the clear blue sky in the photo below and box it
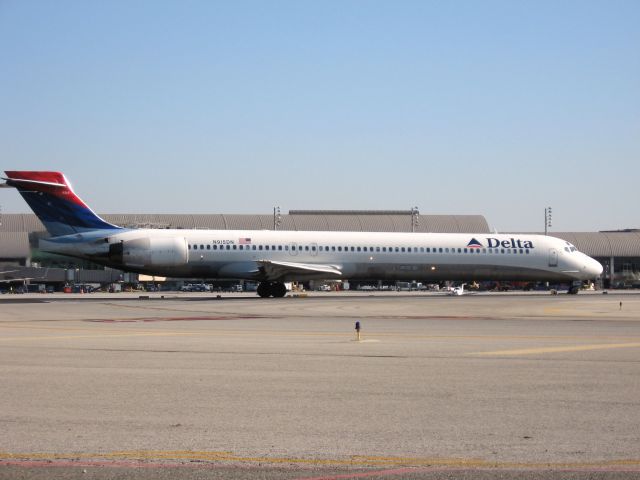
[1,0,638,232]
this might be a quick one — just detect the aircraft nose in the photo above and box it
[584,256,603,278]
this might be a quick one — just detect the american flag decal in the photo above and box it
[239,237,252,245]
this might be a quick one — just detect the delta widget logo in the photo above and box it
[467,238,483,249]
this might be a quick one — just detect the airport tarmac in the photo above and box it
[1,292,640,479]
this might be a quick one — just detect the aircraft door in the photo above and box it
[289,242,298,256]
[548,248,558,267]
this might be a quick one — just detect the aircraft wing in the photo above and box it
[257,260,342,281]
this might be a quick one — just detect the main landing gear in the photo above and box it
[257,281,287,298]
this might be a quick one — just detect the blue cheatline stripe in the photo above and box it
[17,191,121,237]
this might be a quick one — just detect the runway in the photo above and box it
[1,292,640,479]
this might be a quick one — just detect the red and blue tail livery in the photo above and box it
[2,171,121,237]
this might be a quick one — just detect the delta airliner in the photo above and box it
[1,171,603,297]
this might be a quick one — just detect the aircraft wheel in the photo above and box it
[257,282,272,298]
[272,282,287,298]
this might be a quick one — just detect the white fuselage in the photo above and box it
[42,229,604,283]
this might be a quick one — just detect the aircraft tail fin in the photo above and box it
[2,171,122,237]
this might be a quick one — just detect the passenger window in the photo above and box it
[252,245,257,250]
[233,245,237,250]
[278,245,283,251]
[357,247,361,252]
[305,246,309,251]
[284,245,288,251]
[259,246,263,250]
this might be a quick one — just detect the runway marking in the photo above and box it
[85,315,273,323]
[0,332,202,342]
[3,325,640,344]
[472,342,640,356]
[2,451,640,472]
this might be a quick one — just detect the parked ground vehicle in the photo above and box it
[180,283,212,292]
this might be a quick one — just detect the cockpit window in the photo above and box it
[564,241,578,253]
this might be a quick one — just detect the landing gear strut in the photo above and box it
[257,282,287,298]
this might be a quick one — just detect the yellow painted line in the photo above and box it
[2,451,640,470]
[472,342,640,356]
[0,332,201,342]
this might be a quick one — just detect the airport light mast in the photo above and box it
[273,206,282,230]
[545,206,552,235]
[411,206,419,232]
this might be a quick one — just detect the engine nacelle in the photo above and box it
[120,236,188,268]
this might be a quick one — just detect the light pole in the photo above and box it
[273,206,282,230]
[411,206,419,233]
[544,207,552,235]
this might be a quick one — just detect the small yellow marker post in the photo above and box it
[355,321,361,342]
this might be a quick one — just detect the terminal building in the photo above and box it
[1,210,639,289]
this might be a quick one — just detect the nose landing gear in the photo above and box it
[257,281,287,298]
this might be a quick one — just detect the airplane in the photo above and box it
[1,171,603,297]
